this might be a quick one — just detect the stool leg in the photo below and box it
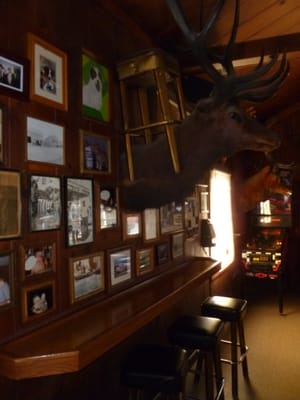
[231,322,238,400]
[213,342,225,400]
[238,320,249,378]
[204,352,214,400]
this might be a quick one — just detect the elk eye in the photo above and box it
[228,111,242,122]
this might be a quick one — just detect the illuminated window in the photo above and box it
[210,169,234,269]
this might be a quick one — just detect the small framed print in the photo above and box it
[66,177,94,247]
[69,252,105,303]
[108,247,132,287]
[100,186,119,229]
[28,33,68,110]
[0,169,21,239]
[156,241,170,265]
[160,201,183,234]
[122,212,142,239]
[22,280,55,322]
[29,175,62,232]
[0,49,29,100]
[82,51,111,122]
[20,242,56,278]
[143,208,159,242]
[171,232,185,259]
[136,247,154,276]
[80,130,111,174]
[184,195,199,231]
[0,106,3,163]
[27,117,65,166]
[0,251,14,310]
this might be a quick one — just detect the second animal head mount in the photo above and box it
[119,0,289,211]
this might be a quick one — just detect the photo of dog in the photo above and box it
[83,65,103,111]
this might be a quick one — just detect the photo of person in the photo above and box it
[81,131,111,174]
[23,245,54,277]
[0,56,22,92]
[24,282,54,320]
[0,253,13,307]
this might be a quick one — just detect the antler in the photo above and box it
[166,0,289,104]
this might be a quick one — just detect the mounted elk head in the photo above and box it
[120,0,289,211]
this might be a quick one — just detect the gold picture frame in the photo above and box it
[0,169,21,239]
[136,247,154,276]
[28,33,68,111]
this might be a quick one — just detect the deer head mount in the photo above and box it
[119,0,289,211]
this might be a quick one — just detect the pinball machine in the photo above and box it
[241,164,293,313]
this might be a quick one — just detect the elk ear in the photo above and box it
[194,97,215,114]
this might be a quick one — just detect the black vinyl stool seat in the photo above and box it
[201,296,249,400]
[168,315,225,400]
[121,343,187,400]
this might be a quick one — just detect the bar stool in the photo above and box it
[121,343,187,399]
[201,296,249,400]
[168,315,225,400]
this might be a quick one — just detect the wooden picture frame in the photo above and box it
[156,241,170,265]
[80,130,111,174]
[69,251,105,303]
[0,49,29,100]
[171,232,185,259]
[66,177,94,247]
[82,51,111,122]
[136,247,154,276]
[100,185,119,229]
[28,33,68,110]
[20,242,56,279]
[160,201,183,234]
[22,280,55,322]
[0,169,21,239]
[143,208,159,242]
[108,247,132,287]
[29,174,62,232]
[27,116,65,165]
[122,212,142,239]
[0,251,14,310]
[0,106,3,163]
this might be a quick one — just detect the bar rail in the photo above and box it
[0,256,220,380]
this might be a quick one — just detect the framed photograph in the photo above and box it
[184,195,199,231]
[22,280,55,322]
[108,247,132,287]
[0,169,21,239]
[29,175,62,231]
[143,208,159,242]
[28,33,68,110]
[66,177,94,246]
[82,51,111,122]
[160,201,183,234]
[0,251,14,310]
[0,49,29,100]
[27,116,65,165]
[122,212,142,239]
[171,232,185,259]
[136,247,154,276]
[156,241,170,265]
[20,242,56,278]
[100,185,119,229]
[80,130,111,174]
[69,252,105,303]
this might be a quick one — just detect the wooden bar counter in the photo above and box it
[0,257,220,380]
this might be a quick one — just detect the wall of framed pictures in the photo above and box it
[0,0,204,348]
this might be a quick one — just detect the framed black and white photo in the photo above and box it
[0,169,21,239]
[171,232,185,259]
[80,130,111,174]
[69,252,105,303]
[0,49,29,100]
[0,251,14,310]
[160,201,183,234]
[0,106,3,163]
[20,242,56,279]
[66,177,94,246]
[28,33,68,110]
[100,186,119,229]
[108,247,132,287]
[22,280,55,322]
[156,241,170,265]
[29,175,61,232]
[27,117,65,165]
